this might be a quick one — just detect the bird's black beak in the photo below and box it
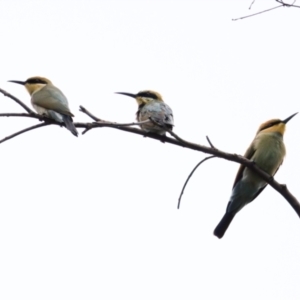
[8,80,26,85]
[115,92,136,99]
[283,112,298,124]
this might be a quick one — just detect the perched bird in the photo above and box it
[214,113,298,239]
[9,76,78,137]
[115,90,174,135]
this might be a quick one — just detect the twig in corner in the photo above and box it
[232,4,283,21]
[276,0,300,7]
[233,0,300,21]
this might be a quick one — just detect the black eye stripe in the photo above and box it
[137,92,158,99]
[260,120,281,131]
[26,78,47,84]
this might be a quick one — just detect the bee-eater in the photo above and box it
[214,113,298,239]
[9,76,78,137]
[115,90,174,135]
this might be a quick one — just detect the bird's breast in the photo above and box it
[252,132,285,175]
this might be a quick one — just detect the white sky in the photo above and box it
[1,0,300,299]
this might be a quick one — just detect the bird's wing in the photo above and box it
[32,85,74,117]
[147,102,174,127]
[232,144,256,189]
[232,140,283,202]
[162,103,174,126]
[246,163,282,203]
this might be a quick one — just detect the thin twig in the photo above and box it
[0,123,51,144]
[177,156,216,209]
[249,0,256,9]
[232,4,283,20]
[0,88,34,114]
[79,106,101,121]
[206,136,215,149]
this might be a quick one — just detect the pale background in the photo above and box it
[0,0,300,299]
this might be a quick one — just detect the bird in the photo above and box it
[9,76,78,137]
[214,113,298,239]
[115,90,174,135]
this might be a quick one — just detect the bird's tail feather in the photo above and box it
[63,115,78,137]
[213,213,235,239]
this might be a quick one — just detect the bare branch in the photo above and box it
[0,112,42,120]
[0,123,51,144]
[75,121,174,140]
[177,156,216,209]
[0,88,34,114]
[0,93,299,220]
[80,105,151,127]
[97,119,151,127]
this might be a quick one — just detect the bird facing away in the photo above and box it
[115,90,174,135]
[214,113,298,239]
[9,76,78,137]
